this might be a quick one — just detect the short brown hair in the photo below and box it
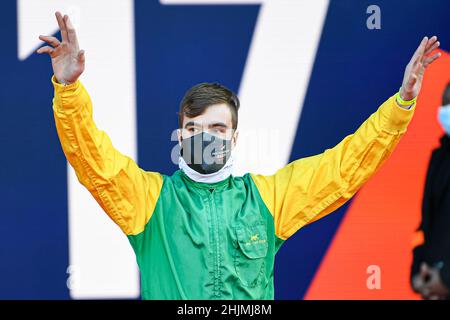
[178,82,240,129]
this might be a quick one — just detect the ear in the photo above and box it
[232,129,239,149]
[177,128,182,146]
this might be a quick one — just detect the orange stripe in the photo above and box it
[305,50,450,299]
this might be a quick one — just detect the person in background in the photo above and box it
[411,83,450,300]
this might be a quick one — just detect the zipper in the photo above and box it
[209,189,221,298]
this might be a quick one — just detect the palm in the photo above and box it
[400,36,441,101]
[37,12,85,85]
[51,44,83,84]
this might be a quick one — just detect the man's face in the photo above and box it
[178,103,238,148]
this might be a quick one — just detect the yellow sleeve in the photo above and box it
[52,76,163,236]
[251,93,416,240]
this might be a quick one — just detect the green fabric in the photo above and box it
[127,169,285,300]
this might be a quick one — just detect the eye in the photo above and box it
[212,127,226,134]
[188,127,199,133]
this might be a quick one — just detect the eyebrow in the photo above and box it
[184,121,201,128]
[184,121,229,129]
[208,122,228,129]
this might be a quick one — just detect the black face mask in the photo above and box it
[181,131,232,174]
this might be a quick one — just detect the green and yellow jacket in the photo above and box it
[52,76,416,299]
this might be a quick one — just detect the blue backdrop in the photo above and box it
[0,0,449,299]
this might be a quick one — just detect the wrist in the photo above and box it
[54,75,74,86]
[51,75,80,92]
[396,87,417,109]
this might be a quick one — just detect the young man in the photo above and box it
[38,12,441,299]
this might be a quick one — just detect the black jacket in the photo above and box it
[411,134,450,289]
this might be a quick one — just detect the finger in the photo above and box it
[38,35,60,48]
[55,11,69,43]
[424,52,442,68]
[36,45,55,55]
[77,50,85,64]
[408,74,418,88]
[64,15,79,47]
[412,60,424,75]
[425,36,438,50]
[415,281,425,292]
[406,65,420,88]
[421,262,431,276]
[424,40,440,56]
[422,287,430,299]
[412,37,429,65]
[416,276,425,287]
[428,35,438,44]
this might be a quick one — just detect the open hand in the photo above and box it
[400,36,441,101]
[36,12,85,85]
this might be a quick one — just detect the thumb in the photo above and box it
[407,74,418,88]
[420,262,431,277]
[77,50,85,64]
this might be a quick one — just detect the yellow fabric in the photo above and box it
[51,76,163,236]
[251,94,416,240]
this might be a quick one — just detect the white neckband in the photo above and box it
[178,154,234,183]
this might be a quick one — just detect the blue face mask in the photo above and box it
[438,105,450,136]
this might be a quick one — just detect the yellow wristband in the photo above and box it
[396,88,417,107]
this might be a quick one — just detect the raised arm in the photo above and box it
[38,12,162,236]
[251,36,441,241]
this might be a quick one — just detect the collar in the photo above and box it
[178,153,234,183]
[440,133,450,147]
